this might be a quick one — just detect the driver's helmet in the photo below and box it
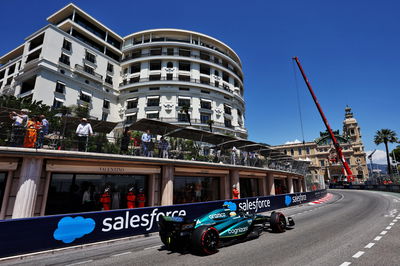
[229,211,237,217]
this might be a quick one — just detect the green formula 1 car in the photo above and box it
[158,205,294,255]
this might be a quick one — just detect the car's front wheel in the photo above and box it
[191,226,219,255]
[270,211,287,233]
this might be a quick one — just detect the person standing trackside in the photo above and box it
[141,129,151,156]
[126,187,136,209]
[232,184,240,199]
[76,118,93,152]
[137,188,146,208]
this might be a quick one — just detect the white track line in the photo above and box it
[380,231,388,235]
[364,243,375,249]
[66,260,93,266]
[386,226,392,230]
[144,245,161,250]
[352,251,365,258]
[340,262,351,266]
[374,236,382,241]
[111,251,132,257]
[390,223,394,226]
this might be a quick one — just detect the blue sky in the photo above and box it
[0,0,399,162]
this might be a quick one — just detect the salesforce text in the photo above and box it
[102,208,186,232]
[238,198,271,212]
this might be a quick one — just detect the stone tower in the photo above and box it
[343,106,368,178]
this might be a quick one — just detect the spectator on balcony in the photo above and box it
[231,146,238,165]
[24,116,39,148]
[76,118,93,152]
[148,139,155,157]
[159,136,169,158]
[9,111,24,147]
[141,129,151,156]
[36,115,49,148]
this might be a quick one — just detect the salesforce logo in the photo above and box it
[223,201,237,211]
[285,195,292,206]
[53,216,95,244]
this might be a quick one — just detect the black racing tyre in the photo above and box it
[270,211,287,233]
[191,226,219,255]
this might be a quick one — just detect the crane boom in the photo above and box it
[292,57,354,182]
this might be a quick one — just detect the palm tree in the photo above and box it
[180,105,191,126]
[374,129,398,176]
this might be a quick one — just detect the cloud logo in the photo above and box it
[54,216,95,244]
[285,195,292,206]
[223,201,237,211]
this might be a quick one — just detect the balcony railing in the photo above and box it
[119,76,237,95]
[121,51,243,81]
[74,64,103,82]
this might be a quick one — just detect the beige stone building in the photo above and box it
[274,106,369,184]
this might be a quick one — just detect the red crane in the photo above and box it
[292,57,354,182]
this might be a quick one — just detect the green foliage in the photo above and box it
[70,104,90,118]
[374,129,398,145]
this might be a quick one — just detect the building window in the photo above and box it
[200,52,210,61]
[105,75,113,85]
[179,61,190,71]
[298,148,302,155]
[284,150,287,155]
[107,63,114,73]
[306,147,310,155]
[178,98,190,107]
[178,113,190,122]
[126,114,137,123]
[0,70,5,79]
[150,47,162,56]
[59,53,70,65]
[84,65,95,75]
[147,112,159,119]
[55,81,65,93]
[200,64,210,75]
[52,98,64,109]
[150,60,161,70]
[173,176,220,204]
[201,90,210,94]
[62,39,72,51]
[103,99,110,109]
[127,98,138,109]
[101,112,108,121]
[200,100,211,109]
[20,76,36,94]
[149,87,160,91]
[8,64,15,74]
[178,48,191,57]
[224,105,232,115]
[85,51,96,64]
[320,160,325,167]
[214,70,219,76]
[80,91,91,103]
[290,149,294,156]
[149,74,161,81]
[223,72,229,82]
[179,87,189,91]
[147,97,160,107]
[178,75,190,81]
[214,81,219,88]
[200,113,211,124]
[166,73,173,80]
[45,173,147,215]
[131,49,141,59]
[130,63,140,73]
[6,77,12,86]
[29,33,44,51]
[224,118,232,128]
[167,48,174,55]
[167,62,173,68]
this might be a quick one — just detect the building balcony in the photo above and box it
[74,64,103,83]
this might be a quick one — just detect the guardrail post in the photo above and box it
[12,157,44,219]
[161,165,174,205]
[288,176,294,194]
[266,173,275,195]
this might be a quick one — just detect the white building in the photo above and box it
[0,4,247,138]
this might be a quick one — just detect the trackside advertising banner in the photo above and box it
[0,190,326,258]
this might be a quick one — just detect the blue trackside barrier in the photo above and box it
[0,189,326,258]
[329,184,400,193]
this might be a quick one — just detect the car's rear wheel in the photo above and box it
[270,211,287,233]
[191,226,219,255]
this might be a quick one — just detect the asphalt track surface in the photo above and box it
[3,190,400,266]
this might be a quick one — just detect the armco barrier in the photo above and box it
[0,189,326,258]
[329,184,400,193]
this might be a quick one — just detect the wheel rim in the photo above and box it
[279,215,286,229]
[202,229,218,251]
